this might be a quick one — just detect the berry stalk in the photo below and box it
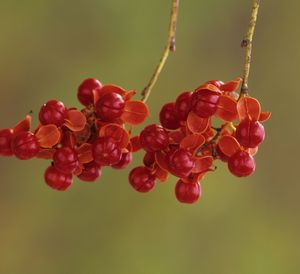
[240,0,261,97]
[141,0,180,103]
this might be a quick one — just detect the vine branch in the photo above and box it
[141,0,180,103]
[240,0,261,96]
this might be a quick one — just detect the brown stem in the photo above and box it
[141,0,179,103]
[240,0,261,97]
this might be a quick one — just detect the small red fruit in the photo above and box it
[159,102,181,130]
[0,128,14,156]
[44,165,73,191]
[207,80,224,88]
[92,136,122,166]
[143,152,155,167]
[12,131,39,160]
[39,100,66,126]
[192,89,220,118]
[112,152,132,169]
[166,148,195,178]
[78,162,101,182]
[228,151,256,177]
[129,166,156,193]
[77,78,102,106]
[175,180,201,204]
[175,91,193,120]
[53,147,79,174]
[235,120,265,148]
[139,124,169,152]
[95,92,125,121]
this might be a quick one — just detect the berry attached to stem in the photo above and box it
[95,92,125,121]
[129,166,156,193]
[78,78,102,106]
[12,131,39,160]
[235,120,265,148]
[159,102,180,130]
[53,147,79,174]
[228,150,256,177]
[166,148,195,178]
[39,100,66,127]
[112,152,132,169]
[92,136,122,166]
[78,162,101,182]
[44,165,73,191]
[175,180,201,204]
[140,124,169,152]
[192,90,220,118]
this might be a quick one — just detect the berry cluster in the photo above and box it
[0,78,149,190]
[129,78,271,204]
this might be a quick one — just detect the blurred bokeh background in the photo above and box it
[0,1,299,273]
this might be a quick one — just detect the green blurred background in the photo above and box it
[0,1,298,273]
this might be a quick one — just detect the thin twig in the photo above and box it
[240,0,261,97]
[141,0,179,103]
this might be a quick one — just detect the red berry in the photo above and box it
[228,151,256,177]
[92,136,122,166]
[12,131,39,160]
[44,165,73,191]
[77,78,102,106]
[175,180,201,204]
[166,148,195,178]
[78,162,101,182]
[53,147,79,174]
[143,151,155,167]
[95,92,125,121]
[112,152,132,169]
[192,89,220,118]
[140,124,169,152]
[207,80,224,88]
[129,166,156,193]
[235,120,265,148]
[39,100,66,126]
[159,102,181,130]
[0,128,14,156]
[175,91,193,120]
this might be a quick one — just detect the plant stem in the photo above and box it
[240,0,261,97]
[141,0,179,103]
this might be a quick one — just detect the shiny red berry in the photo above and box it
[140,124,169,152]
[175,180,201,204]
[159,102,180,130]
[129,166,156,193]
[228,151,256,177]
[12,131,39,160]
[143,152,155,167]
[78,78,102,106]
[112,152,132,169]
[78,162,101,182]
[166,148,195,178]
[235,120,265,148]
[92,136,122,166]
[95,92,125,121]
[53,147,79,174]
[39,100,66,126]
[192,89,220,118]
[44,165,73,191]
[207,80,224,88]
[0,128,14,156]
[175,91,193,120]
